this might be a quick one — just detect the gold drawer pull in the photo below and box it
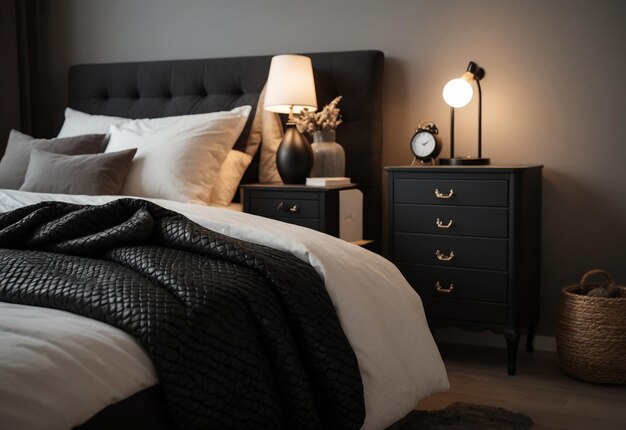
[435,281,455,294]
[436,218,454,229]
[435,249,455,261]
[434,188,454,199]
[276,202,299,213]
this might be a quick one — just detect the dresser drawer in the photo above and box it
[398,264,508,303]
[394,179,508,207]
[250,198,318,220]
[422,297,507,325]
[394,233,508,270]
[394,204,508,238]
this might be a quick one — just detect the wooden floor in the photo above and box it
[416,343,626,429]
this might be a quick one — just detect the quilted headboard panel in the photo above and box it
[68,56,269,119]
[68,50,384,247]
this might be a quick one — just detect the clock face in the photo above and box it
[411,131,436,158]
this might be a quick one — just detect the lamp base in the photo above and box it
[276,125,313,184]
[438,157,490,166]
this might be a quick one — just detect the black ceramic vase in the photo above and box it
[276,125,314,184]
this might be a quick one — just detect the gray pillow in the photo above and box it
[0,130,105,189]
[20,149,137,195]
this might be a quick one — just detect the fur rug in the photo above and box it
[388,402,533,430]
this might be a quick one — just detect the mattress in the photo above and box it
[0,189,448,430]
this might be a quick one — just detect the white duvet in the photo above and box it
[0,190,448,430]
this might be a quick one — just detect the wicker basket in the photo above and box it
[557,269,626,384]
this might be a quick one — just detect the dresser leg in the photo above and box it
[503,329,520,375]
[526,322,536,353]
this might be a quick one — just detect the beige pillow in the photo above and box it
[259,107,284,183]
[240,82,284,184]
[209,84,284,206]
[207,86,264,206]
[210,150,253,206]
[242,85,266,157]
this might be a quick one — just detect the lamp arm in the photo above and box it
[440,61,488,165]
[468,60,485,158]
[476,78,482,159]
[450,106,455,158]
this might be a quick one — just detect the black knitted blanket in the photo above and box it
[0,199,365,430]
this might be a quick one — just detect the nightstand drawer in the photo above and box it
[394,204,508,238]
[250,198,319,220]
[274,217,319,230]
[422,297,507,325]
[394,179,508,207]
[398,264,508,303]
[394,233,508,270]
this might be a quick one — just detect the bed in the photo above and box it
[0,51,448,430]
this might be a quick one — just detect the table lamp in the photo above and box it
[439,61,490,165]
[264,54,318,183]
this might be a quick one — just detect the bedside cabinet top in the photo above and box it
[385,165,543,173]
[240,183,359,192]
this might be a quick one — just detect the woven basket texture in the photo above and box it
[557,270,626,385]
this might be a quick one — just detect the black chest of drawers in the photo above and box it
[386,165,542,375]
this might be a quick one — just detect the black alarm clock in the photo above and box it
[410,121,442,165]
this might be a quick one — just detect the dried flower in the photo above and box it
[295,96,343,134]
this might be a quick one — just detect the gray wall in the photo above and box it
[41,0,626,336]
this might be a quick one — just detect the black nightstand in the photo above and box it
[386,165,542,375]
[240,183,367,243]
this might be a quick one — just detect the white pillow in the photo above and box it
[209,150,253,207]
[57,108,129,138]
[106,106,251,203]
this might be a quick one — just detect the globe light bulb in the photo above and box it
[442,78,473,108]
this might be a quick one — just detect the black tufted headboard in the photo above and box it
[68,50,384,247]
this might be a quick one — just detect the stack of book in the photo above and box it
[305,177,351,186]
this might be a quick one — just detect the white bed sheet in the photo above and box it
[0,190,448,430]
[0,303,157,430]
[225,201,243,212]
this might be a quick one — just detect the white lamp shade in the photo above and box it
[264,55,318,114]
[442,78,473,108]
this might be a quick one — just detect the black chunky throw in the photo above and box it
[0,199,365,430]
